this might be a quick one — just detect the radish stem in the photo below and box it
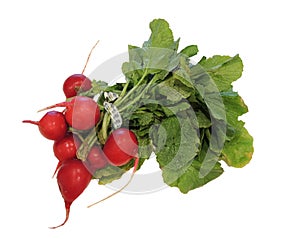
[81,40,100,74]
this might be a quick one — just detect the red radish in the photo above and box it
[38,96,101,131]
[50,159,92,229]
[88,128,139,208]
[22,111,67,140]
[86,145,108,173]
[63,74,92,98]
[103,128,139,166]
[62,40,99,98]
[52,133,81,177]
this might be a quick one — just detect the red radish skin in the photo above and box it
[39,96,101,131]
[63,40,99,98]
[88,128,139,208]
[65,96,101,131]
[86,145,108,173]
[52,133,81,177]
[103,128,139,166]
[63,74,92,98]
[22,111,67,140]
[50,159,92,229]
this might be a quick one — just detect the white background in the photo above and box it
[1,0,299,238]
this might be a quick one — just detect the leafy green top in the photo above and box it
[84,18,253,193]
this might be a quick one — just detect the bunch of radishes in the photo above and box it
[23,43,139,229]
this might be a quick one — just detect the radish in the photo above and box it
[88,128,139,207]
[63,74,92,98]
[62,40,99,98]
[103,128,139,166]
[22,111,67,140]
[86,145,108,173]
[50,159,92,229]
[39,96,101,131]
[52,133,81,177]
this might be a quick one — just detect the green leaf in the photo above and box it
[173,158,224,193]
[143,47,176,73]
[190,65,253,168]
[221,124,254,167]
[196,111,211,128]
[167,139,223,193]
[162,101,192,116]
[122,46,178,85]
[221,90,249,126]
[189,64,228,155]
[90,80,108,94]
[180,45,199,57]
[190,64,227,120]
[220,89,252,153]
[94,165,126,185]
[199,54,243,91]
[172,56,194,89]
[151,116,200,185]
[135,135,153,161]
[143,18,174,49]
[94,139,149,185]
[157,76,193,101]
[131,111,155,126]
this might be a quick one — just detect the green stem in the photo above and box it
[115,69,149,108]
[98,112,111,144]
[76,128,98,161]
[70,130,85,142]
[118,74,156,113]
[118,80,130,98]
